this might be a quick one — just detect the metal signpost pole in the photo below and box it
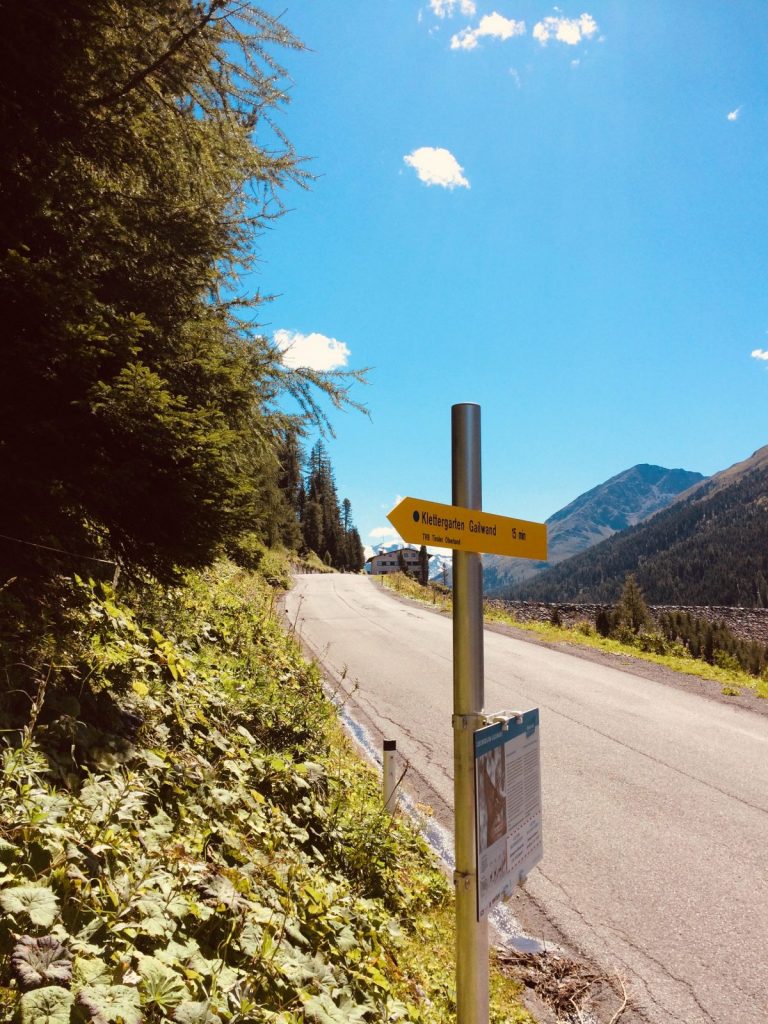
[451,403,488,1024]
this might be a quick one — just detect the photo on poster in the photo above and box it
[476,743,507,852]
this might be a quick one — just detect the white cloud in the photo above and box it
[450,12,526,50]
[431,0,476,17]
[533,13,598,45]
[727,107,741,122]
[404,146,470,189]
[509,67,522,87]
[367,528,400,556]
[274,329,350,371]
[751,348,768,361]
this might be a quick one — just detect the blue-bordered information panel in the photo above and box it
[474,708,542,921]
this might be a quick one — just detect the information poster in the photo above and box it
[474,708,542,921]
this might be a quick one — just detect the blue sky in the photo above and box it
[256,2,768,554]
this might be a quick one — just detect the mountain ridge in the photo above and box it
[484,463,704,596]
[509,445,768,607]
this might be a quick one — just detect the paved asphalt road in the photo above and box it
[284,574,768,1024]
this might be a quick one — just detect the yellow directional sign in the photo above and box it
[387,497,547,560]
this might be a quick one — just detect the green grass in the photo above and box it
[381,573,768,700]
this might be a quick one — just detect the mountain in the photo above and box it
[509,446,768,607]
[483,464,705,596]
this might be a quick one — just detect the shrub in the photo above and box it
[259,548,292,589]
[226,531,267,571]
[667,640,691,659]
[612,624,638,647]
[595,608,612,637]
[636,632,669,655]
[714,650,741,673]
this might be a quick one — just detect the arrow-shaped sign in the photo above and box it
[387,497,547,560]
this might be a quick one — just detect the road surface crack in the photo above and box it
[539,704,768,817]
[605,924,718,1024]
[354,700,455,787]
[539,870,716,1024]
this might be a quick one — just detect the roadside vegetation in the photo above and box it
[380,572,768,700]
[0,560,534,1023]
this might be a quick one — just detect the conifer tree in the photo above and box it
[338,499,364,572]
[303,441,342,565]
[346,528,365,572]
[419,545,429,586]
[278,429,305,517]
[703,623,715,664]
[595,608,612,637]
[342,498,352,533]
[756,571,768,608]
[302,500,324,559]
[0,3,365,586]
[298,443,365,570]
[612,574,653,634]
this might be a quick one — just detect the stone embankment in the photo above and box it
[491,600,768,646]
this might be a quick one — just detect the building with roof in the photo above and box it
[366,547,421,576]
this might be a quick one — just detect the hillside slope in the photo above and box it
[511,447,768,607]
[0,563,471,1024]
[484,464,704,595]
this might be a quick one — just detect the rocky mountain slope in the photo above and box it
[483,464,704,596]
[510,446,768,607]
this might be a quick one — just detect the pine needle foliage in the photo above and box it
[611,574,653,635]
[0,2,365,588]
[300,444,364,572]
